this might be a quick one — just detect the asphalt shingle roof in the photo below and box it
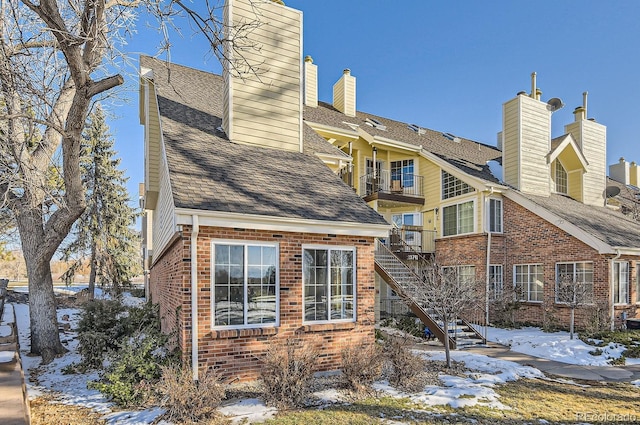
[304,102,502,183]
[523,192,640,249]
[141,56,386,226]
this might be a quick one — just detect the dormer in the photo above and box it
[547,134,588,201]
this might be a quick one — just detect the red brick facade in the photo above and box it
[436,197,640,329]
[149,226,376,381]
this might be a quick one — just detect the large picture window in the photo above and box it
[443,201,474,236]
[514,264,544,302]
[303,247,356,323]
[614,261,629,305]
[212,242,278,328]
[555,262,594,303]
[442,170,474,200]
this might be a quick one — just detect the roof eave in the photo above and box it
[175,208,390,237]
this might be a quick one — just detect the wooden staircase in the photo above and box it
[374,239,485,349]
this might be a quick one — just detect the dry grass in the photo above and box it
[30,396,106,425]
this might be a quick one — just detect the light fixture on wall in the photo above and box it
[434,207,439,215]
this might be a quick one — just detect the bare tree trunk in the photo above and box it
[443,319,451,368]
[88,244,97,301]
[17,213,66,364]
[570,308,575,340]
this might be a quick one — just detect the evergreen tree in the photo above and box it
[63,105,141,299]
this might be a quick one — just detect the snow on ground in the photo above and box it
[478,326,628,366]
[10,296,639,424]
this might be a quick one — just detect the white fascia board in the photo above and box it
[503,190,615,255]
[304,121,359,140]
[175,208,390,237]
[547,134,589,170]
[371,135,423,153]
[611,247,640,256]
[315,152,352,164]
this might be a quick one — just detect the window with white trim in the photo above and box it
[555,161,568,194]
[443,200,474,236]
[514,264,544,302]
[614,261,629,304]
[391,159,414,188]
[442,170,474,200]
[303,247,356,323]
[488,198,503,233]
[442,265,476,285]
[489,265,503,300]
[212,242,278,328]
[555,262,594,303]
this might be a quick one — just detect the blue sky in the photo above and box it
[110,0,640,205]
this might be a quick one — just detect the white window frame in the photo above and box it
[442,199,475,237]
[488,198,503,233]
[555,160,568,194]
[211,240,280,330]
[514,264,544,303]
[614,261,629,305]
[302,245,357,325]
[442,265,476,285]
[554,262,594,304]
[441,170,475,200]
[489,264,503,300]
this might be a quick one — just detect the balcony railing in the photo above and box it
[358,170,424,198]
[388,226,436,254]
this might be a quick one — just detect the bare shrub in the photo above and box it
[583,301,610,335]
[341,342,384,393]
[259,338,319,408]
[384,336,427,392]
[156,364,226,424]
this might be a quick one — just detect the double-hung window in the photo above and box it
[303,246,356,323]
[212,242,278,328]
[555,161,568,194]
[488,198,503,233]
[555,262,594,304]
[443,201,474,236]
[614,261,629,304]
[514,264,544,302]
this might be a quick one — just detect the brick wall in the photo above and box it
[150,226,376,381]
[435,197,640,329]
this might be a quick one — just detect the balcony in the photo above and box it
[387,226,436,255]
[359,170,424,205]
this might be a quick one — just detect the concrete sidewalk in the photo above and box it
[464,343,640,383]
[0,351,29,425]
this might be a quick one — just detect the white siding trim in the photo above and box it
[175,208,390,237]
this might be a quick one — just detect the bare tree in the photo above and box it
[0,0,263,363]
[556,271,594,339]
[401,262,481,368]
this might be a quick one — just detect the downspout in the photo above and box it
[610,249,622,331]
[191,215,200,381]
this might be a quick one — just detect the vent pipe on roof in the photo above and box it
[530,72,537,99]
[583,91,588,117]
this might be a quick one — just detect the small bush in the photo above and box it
[157,364,226,423]
[129,287,146,298]
[384,336,427,392]
[89,331,168,407]
[259,338,319,408]
[341,342,384,392]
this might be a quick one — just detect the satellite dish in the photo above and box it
[605,186,621,198]
[546,97,565,112]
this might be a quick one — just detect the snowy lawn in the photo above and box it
[478,325,640,366]
[11,296,639,424]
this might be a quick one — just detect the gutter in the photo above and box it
[610,249,622,331]
[191,215,199,381]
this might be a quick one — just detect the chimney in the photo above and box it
[304,55,318,107]
[333,68,356,117]
[223,0,303,152]
[501,73,551,196]
[564,93,606,207]
[631,161,639,187]
[609,157,630,185]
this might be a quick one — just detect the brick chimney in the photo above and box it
[222,0,303,152]
[333,68,356,117]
